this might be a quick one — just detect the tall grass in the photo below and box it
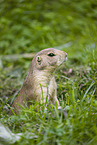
[0,43,97,145]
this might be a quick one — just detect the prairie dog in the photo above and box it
[11,48,67,113]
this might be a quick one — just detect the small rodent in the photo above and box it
[11,48,67,114]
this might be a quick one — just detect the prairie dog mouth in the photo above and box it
[63,56,67,63]
[65,56,67,61]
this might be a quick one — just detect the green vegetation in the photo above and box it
[0,0,97,144]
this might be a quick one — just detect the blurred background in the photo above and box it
[0,0,97,54]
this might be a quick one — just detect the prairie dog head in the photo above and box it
[34,48,67,72]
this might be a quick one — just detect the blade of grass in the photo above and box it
[82,81,95,102]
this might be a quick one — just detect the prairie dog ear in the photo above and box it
[36,55,42,65]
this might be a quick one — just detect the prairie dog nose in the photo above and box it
[64,52,67,58]
[65,53,67,57]
[65,52,67,61]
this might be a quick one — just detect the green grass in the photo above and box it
[0,42,97,145]
[0,0,97,144]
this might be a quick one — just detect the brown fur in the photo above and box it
[11,48,67,113]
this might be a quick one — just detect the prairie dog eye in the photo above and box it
[48,53,56,57]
